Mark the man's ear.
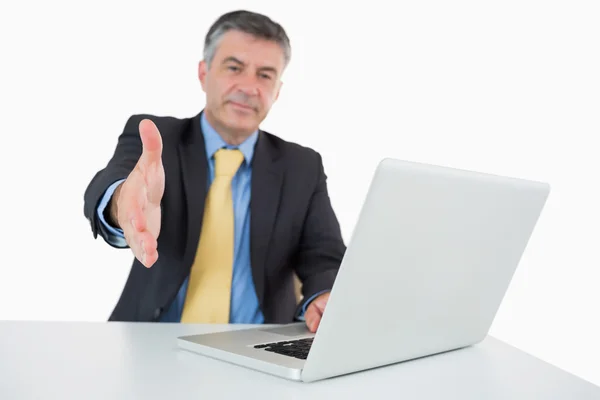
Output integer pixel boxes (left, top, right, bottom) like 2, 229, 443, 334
198, 60, 208, 92
274, 80, 283, 101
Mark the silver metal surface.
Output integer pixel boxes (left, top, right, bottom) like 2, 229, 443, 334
178, 158, 551, 382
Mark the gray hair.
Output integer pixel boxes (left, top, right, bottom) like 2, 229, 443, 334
203, 10, 291, 70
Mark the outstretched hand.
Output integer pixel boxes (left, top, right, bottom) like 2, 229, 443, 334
111, 119, 165, 268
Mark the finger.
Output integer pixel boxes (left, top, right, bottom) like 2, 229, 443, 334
312, 293, 330, 313
304, 307, 315, 329
137, 120, 165, 207
305, 317, 315, 333
310, 299, 326, 317
311, 314, 322, 332
138, 119, 163, 167
314, 299, 327, 313
304, 305, 320, 333
138, 230, 159, 267
125, 230, 158, 268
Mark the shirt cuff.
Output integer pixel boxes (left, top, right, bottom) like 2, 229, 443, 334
97, 179, 127, 247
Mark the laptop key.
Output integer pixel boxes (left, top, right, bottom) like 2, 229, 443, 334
255, 337, 313, 359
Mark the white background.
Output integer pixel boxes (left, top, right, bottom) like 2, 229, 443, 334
1, 0, 599, 387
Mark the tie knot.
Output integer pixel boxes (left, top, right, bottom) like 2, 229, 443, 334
214, 148, 244, 178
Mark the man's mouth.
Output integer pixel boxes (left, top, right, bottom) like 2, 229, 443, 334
229, 101, 254, 111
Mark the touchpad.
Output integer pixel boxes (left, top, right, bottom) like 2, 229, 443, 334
259, 323, 311, 337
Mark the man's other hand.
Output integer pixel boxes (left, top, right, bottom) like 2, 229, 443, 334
304, 292, 330, 333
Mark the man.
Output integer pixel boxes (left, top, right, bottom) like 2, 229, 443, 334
83, 10, 346, 332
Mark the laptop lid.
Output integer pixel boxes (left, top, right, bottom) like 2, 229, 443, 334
301, 158, 550, 382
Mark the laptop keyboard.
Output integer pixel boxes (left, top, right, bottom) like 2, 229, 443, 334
253, 337, 313, 360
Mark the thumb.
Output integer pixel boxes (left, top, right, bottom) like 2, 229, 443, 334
139, 119, 163, 166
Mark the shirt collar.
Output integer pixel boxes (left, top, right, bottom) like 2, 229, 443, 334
201, 111, 258, 164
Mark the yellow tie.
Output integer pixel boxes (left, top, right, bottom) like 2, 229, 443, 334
180, 148, 244, 323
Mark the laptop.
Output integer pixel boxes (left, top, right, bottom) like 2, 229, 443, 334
177, 157, 551, 382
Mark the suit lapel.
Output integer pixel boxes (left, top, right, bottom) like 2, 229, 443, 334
250, 131, 283, 308
178, 112, 209, 270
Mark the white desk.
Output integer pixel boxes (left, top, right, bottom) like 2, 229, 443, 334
1, 321, 598, 399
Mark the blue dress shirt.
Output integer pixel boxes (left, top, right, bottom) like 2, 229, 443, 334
97, 113, 325, 322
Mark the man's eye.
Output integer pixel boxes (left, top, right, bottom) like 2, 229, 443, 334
228, 66, 240, 72
260, 73, 272, 80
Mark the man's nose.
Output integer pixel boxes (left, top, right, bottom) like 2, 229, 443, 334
236, 73, 260, 96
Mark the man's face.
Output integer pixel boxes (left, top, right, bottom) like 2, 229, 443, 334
199, 30, 285, 136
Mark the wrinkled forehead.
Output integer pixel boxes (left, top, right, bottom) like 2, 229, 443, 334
211, 30, 286, 74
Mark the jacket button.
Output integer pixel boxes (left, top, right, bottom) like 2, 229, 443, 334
153, 307, 162, 320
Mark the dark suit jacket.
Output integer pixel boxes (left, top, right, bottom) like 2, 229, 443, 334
83, 111, 346, 323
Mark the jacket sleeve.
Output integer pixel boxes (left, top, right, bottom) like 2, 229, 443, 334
292, 151, 346, 313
